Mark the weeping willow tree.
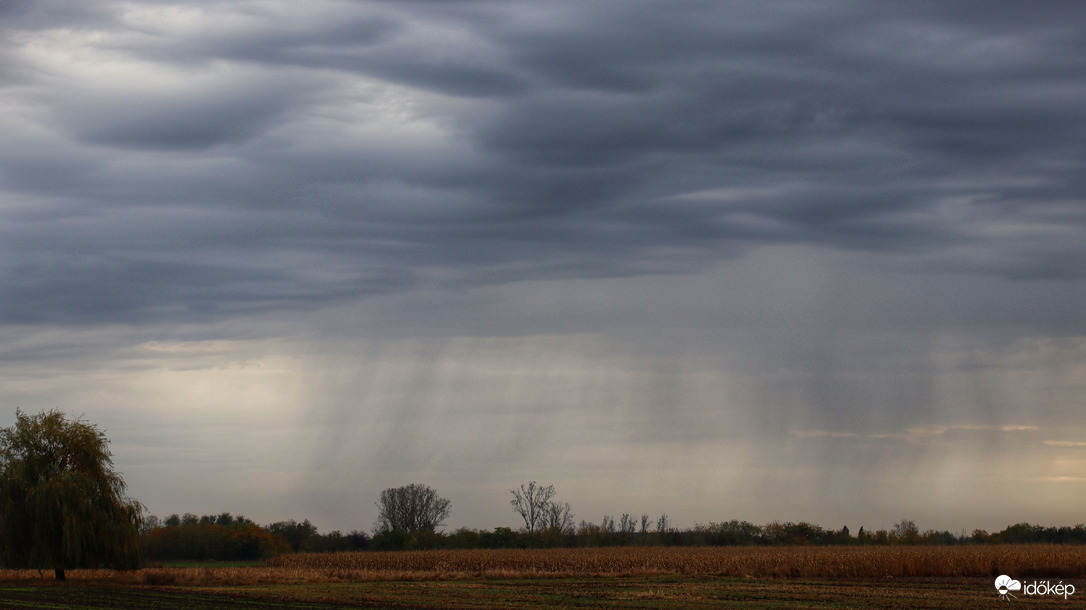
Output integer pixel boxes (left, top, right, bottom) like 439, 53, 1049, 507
0, 409, 143, 579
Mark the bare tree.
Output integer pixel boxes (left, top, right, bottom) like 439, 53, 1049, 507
511, 481, 575, 534
510, 481, 556, 534
545, 501, 574, 534
656, 513, 670, 534
891, 519, 919, 544
374, 484, 451, 534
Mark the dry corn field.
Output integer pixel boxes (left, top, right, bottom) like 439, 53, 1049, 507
268, 545, 1086, 581
1, 545, 1083, 587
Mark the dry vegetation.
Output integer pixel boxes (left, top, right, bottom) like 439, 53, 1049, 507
271, 545, 1086, 581
1, 545, 1083, 587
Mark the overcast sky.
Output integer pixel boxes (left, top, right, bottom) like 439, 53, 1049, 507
2, 0, 1085, 535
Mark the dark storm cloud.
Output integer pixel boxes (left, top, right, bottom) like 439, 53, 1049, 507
69, 83, 305, 151
3, 0, 1086, 324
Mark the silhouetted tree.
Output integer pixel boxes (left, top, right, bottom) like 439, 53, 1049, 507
545, 501, 574, 534
510, 481, 556, 534
601, 515, 615, 533
891, 519, 919, 544
374, 483, 451, 534
0, 410, 142, 579
656, 514, 670, 534
140, 514, 162, 535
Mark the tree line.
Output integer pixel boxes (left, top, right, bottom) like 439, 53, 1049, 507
140, 514, 370, 561
336, 517, 1086, 551
3, 410, 1085, 576
139, 512, 1086, 559
141, 484, 1086, 557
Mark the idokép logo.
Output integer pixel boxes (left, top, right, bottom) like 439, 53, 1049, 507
995, 574, 1075, 601
995, 575, 1021, 600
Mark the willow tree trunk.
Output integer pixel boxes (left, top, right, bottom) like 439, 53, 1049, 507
55, 568, 65, 580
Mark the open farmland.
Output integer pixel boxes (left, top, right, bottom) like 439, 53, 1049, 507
268, 544, 1086, 579
0, 546, 1083, 608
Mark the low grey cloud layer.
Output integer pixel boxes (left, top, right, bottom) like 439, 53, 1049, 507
2, 1, 1084, 532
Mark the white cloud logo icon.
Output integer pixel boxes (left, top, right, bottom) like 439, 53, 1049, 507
995, 574, 1022, 599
